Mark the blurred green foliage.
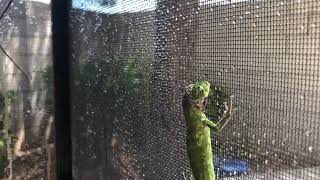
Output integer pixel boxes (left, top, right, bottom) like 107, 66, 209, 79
77, 56, 148, 104
6, 90, 17, 104
0, 92, 4, 177
0, 154, 6, 177
0, 90, 17, 178
0, 94, 4, 114
73, 56, 149, 124
72, 56, 149, 175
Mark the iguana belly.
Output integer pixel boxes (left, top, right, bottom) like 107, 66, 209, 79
187, 125, 215, 180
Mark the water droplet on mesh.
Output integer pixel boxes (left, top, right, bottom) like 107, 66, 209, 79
305, 130, 312, 136
308, 146, 313, 152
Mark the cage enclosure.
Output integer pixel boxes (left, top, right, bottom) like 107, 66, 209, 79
2, 0, 319, 179
67, 0, 320, 179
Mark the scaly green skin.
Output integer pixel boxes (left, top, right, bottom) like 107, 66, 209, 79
183, 81, 235, 180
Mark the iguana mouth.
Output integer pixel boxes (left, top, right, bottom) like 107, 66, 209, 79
193, 98, 208, 112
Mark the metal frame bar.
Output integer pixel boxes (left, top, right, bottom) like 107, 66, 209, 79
52, 0, 72, 179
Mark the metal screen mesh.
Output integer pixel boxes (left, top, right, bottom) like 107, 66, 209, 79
0, 1, 54, 179
70, 0, 320, 179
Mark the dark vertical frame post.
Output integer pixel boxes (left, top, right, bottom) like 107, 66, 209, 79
52, 0, 72, 179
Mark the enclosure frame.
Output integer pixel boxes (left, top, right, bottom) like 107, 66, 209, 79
52, 0, 73, 179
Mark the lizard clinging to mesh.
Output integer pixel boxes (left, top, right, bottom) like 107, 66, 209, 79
182, 81, 236, 180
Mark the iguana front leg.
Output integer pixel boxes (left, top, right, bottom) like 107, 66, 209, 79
203, 95, 236, 132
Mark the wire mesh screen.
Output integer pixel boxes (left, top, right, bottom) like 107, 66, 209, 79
0, 0, 54, 179
70, 0, 320, 179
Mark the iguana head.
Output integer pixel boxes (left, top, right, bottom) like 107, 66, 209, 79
191, 81, 210, 100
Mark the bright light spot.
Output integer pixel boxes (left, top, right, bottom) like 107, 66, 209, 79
72, 0, 260, 14
200, 0, 250, 6
72, 0, 156, 14
27, 0, 51, 4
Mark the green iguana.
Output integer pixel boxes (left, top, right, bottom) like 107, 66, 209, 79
182, 81, 236, 180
